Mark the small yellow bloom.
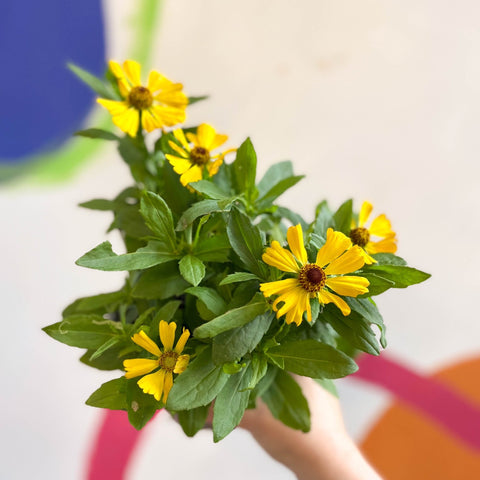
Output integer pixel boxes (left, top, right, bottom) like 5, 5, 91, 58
260, 226, 369, 325
165, 123, 236, 186
350, 201, 397, 264
123, 320, 190, 403
97, 60, 188, 137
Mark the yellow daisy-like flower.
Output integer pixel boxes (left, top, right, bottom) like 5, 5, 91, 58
97, 60, 188, 137
165, 123, 236, 186
350, 201, 397, 264
260, 225, 370, 325
123, 320, 190, 403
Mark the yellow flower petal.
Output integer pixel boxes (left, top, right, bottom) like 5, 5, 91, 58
275, 286, 306, 319
324, 246, 365, 275
325, 275, 369, 297
112, 108, 139, 137
185, 132, 198, 146
131, 331, 161, 357
108, 60, 125, 80
168, 140, 189, 158
159, 320, 176, 351
283, 290, 309, 325
316, 228, 352, 268
123, 358, 159, 379
165, 154, 193, 175
369, 214, 394, 238
206, 157, 223, 176
196, 123, 217, 150
180, 164, 203, 185
97, 98, 129, 116
141, 108, 161, 133
150, 105, 186, 127
174, 328, 190, 354
174, 354, 190, 374
259, 278, 299, 299
172, 128, 190, 150
210, 134, 229, 151
287, 224, 308, 266
262, 241, 300, 273
137, 369, 165, 402
123, 60, 142, 86
162, 371, 174, 403
366, 236, 397, 254
155, 89, 188, 109
358, 201, 373, 228
147, 70, 171, 93
318, 290, 351, 316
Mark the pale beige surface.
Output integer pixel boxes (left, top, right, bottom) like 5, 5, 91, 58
1, 1, 479, 478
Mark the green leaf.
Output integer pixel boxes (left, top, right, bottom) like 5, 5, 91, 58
193, 234, 231, 263
321, 305, 381, 355
188, 95, 209, 105
110, 204, 151, 239
357, 272, 395, 296
219, 272, 259, 285
89, 337, 121, 361
76, 241, 179, 271
43, 314, 123, 349
314, 378, 338, 397
256, 175, 304, 210
126, 379, 162, 430
80, 344, 126, 371
79, 198, 116, 211
257, 161, 294, 198
190, 180, 231, 200
267, 339, 358, 378
86, 377, 127, 410
185, 287, 227, 317
227, 208, 267, 278
194, 293, 267, 339
68, 63, 117, 99
213, 366, 253, 441
74, 128, 119, 141
248, 354, 269, 390
132, 262, 189, 299
232, 138, 257, 201
212, 312, 274, 364
176, 199, 221, 231
152, 300, 182, 323
140, 192, 176, 251
275, 206, 308, 230
262, 369, 310, 432
311, 200, 334, 237
365, 265, 431, 288
177, 405, 210, 437
179, 255, 206, 286
167, 348, 229, 410
333, 199, 353, 235
62, 290, 125, 316
371, 253, 407, 266
347, 297, 387, 349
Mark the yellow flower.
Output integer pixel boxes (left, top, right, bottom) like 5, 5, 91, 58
260, 226, 369, 325
350, 201, 397, 264
123, 320, 190, 403
165, 123, 236, 186
97, 60, 188, 137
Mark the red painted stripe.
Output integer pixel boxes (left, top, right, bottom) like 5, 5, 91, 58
354, 354, 480, 450
86, 410, 159, 479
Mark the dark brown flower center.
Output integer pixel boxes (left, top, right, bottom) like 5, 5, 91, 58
350, 227, 370, 248
128, 86, 153, 110
190, 146, 211, 166
298, 264, 326, 293
159, 351, 178, 372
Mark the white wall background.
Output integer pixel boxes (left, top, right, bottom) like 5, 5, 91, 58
1, 0, 479, 478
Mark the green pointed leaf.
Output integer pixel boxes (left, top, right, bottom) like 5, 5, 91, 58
86, 377, 127, 410
232, 138, 257, 200
194, 293, 268, 339
62, 290, 125, 316
132, 262, 189, 299
152, 300, 182, 324
256, 175, 304, 210
140, 192, 176, 251
167, 348, 229, 410
74, 128, 119, 141
219, 272, 259, 285
333, 199, 353, 235
190, 180, 231, 200
227, 208, 267, 278
193, 234, 231, 263
185, 287, 228, 317
89, 337, 121, 361
371, 253, 407, 266
79, 198, 116, 211
177, 405, 210, 437
68, 63, 118, 99
257, 161, 294, 198
188, 95, 209, 105
76, 241, 179, 271
126, 380, 162, 430
262, 369, 310, 432
179, 255, 206, 286
212, 312, 274, 364
267, 339, 358, 378
213, 366, 253, 442
176, 199, 221, 231
364, 265, 431, 288
311, 200, 334, 237
43, 314, 123, 349
314, 378, 338, 397
356, 272, 395, 296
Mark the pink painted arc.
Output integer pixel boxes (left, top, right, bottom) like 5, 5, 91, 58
353, 353, 480, 451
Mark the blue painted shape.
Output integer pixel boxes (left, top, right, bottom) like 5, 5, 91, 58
0, 0, 105, 162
